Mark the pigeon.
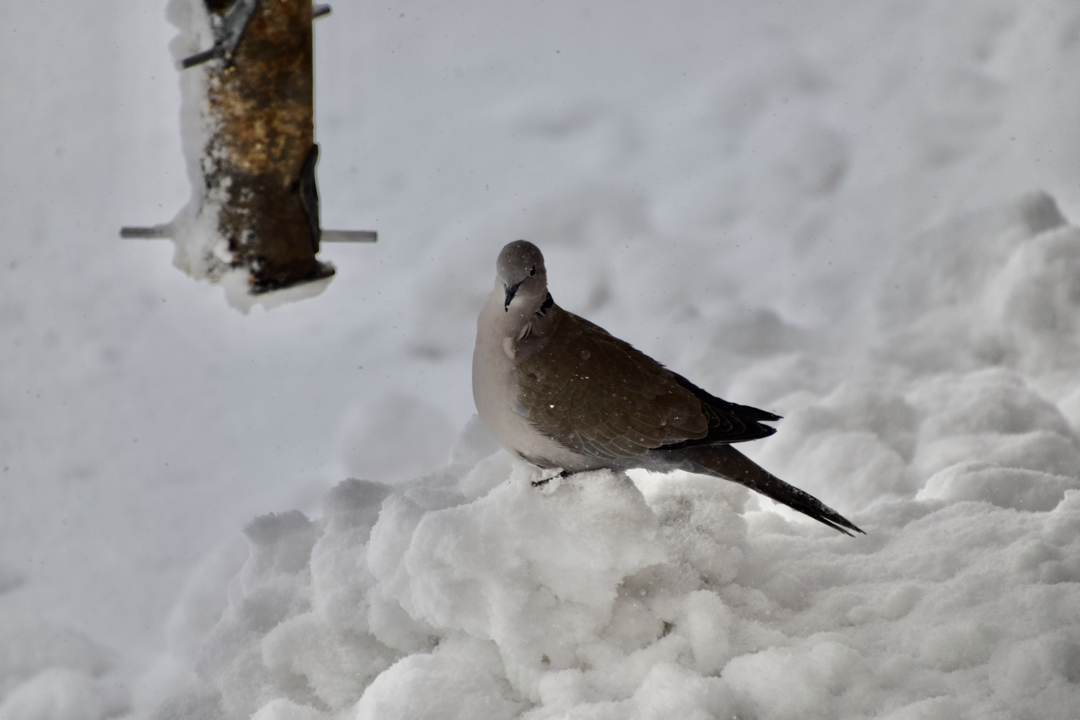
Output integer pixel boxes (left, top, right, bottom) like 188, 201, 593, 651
472, 240, 863, 536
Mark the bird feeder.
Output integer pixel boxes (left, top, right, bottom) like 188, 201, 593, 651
123, 0, 375, 304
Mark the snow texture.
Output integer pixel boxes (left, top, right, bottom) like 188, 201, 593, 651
4, 0, 1080, 719
164, 0, 233, 285
136, 192, 1080, 719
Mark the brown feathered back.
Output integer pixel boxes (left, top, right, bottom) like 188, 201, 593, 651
513, 308, 778, 460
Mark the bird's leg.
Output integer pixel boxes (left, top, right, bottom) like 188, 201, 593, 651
531, 469, 571, 487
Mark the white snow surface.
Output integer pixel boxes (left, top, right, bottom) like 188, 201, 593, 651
3, 1, 1080, 718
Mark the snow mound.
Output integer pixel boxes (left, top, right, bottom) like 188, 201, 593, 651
872, 191, 1078, 375
132, 195, 1080, 719
0, 624, 127, 720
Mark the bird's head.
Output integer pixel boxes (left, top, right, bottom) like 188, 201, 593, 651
496, 240, 548, 312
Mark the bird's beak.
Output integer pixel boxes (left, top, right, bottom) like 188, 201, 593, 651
504, 281, 521, 311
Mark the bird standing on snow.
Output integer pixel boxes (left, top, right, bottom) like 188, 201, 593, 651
472, 240, 862, 535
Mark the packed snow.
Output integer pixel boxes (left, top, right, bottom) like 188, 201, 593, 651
3, 1, 1080, 719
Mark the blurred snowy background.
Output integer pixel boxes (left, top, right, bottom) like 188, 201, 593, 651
2, 1, 1080, 718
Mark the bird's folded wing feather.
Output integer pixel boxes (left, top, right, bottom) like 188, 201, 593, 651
513, 310, 775, 460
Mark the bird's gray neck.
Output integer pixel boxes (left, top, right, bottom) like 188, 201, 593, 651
488, 287, 561, 363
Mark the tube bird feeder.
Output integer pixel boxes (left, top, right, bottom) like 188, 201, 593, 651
123, 0, 375, 306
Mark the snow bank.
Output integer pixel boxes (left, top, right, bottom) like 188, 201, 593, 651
7, 1, 1080, 718
128, 194, 1080, 719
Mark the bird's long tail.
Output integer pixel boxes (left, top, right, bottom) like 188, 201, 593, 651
677, 444, 864, 536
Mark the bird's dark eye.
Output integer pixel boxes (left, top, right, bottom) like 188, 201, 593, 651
529, 266, 536, 276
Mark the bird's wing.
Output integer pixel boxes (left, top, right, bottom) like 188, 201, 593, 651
513, 310, 776, 460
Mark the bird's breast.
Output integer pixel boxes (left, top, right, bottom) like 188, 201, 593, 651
472, 298, 590, 470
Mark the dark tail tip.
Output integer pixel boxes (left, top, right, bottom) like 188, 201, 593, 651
675, 444, 865, 536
